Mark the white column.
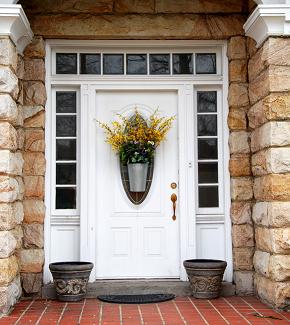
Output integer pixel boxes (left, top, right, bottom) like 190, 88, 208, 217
244, 0, 290, 47
0, 3, 33, 53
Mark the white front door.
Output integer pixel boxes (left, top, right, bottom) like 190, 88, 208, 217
93, 89, 179, 279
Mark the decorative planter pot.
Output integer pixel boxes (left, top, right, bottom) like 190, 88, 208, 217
183, 259, 227, 299
127, 163, 148, 192
49, 262, 93, 302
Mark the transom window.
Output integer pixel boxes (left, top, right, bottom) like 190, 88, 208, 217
54, 52, 218, 76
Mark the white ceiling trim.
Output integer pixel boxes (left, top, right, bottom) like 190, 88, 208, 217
244, 3, 290, 47
0, 4, 33, 54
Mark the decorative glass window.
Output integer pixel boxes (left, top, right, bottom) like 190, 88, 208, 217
55, 51, 219, 76
196, 91, 221, 210
55, 91, 78, 210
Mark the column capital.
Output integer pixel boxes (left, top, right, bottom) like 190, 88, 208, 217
244, 2, 290, 47
0, 4, 33, 54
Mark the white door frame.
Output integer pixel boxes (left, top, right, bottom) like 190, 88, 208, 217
44, 40, 232, 283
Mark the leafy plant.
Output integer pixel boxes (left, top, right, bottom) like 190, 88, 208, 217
96, 109, 175, 165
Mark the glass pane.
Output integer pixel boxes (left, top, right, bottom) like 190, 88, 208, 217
173, 54, 193, 74
196, 53, 216, 74
199, 186, 219, 208
197, 91, 217, 113
149, 54, 170, 74
126, 54, 147, 75
198, 115, 217, 136
56, 116, 76, 137
103, 54, 124, 74
56, 188, 76, 209
198, 139, 218, 160
198, 162, 218, 183
56, 139, 76, 161
56, 53, 77, 74
56, 92, 76, 113
80, 54, 101, 74
56, 163, 76, 185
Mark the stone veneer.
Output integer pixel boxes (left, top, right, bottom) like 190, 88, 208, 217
247, 37, 290, 309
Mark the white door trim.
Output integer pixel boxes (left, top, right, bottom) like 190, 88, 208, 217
44, 40, 232, 283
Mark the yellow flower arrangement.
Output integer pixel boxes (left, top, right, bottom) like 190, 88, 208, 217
97, 109, 175, 165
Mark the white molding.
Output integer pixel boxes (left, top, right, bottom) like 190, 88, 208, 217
244, 4, 290, 47
0, 4, 33, 54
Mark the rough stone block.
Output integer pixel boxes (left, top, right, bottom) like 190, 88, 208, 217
0, 176, 19, 203
229, 155, 251, 177
24, 176, 44, 199
23, 199, 45, 224
253, 250, 270, 278
232, 224, 254, 247
256, 226, 290, 254
230, 201, 252, 225
252, 148, 290, 176
21, 272, 42, 294
0, 276, 21, 315
228, 109, 247, 130
16, 54, 24, 80
0, 95, 18, 124
229, 131, 250, 154
23, 37, 45, 59
24, 111, 45, 128
23, 224, 44, 249
251, 121, 290, 153
0, 151, 23, 176
253, 202, 290, 227
0, 255, 18, 286
231, 177, 253, 201
23, 81, 46, 106
247, 37, 257, 58
24, 129, 45, 152
233, 247, 254, 271
18, 249, 44, 273
229, 60, 247, 83
115, 0, 154, 13
255, 274, 290, 309
0, 122, 17, 150
249, 66, 290, 105
228, 83, 249, 108
0, 202, 23, 231
227, 36, 247, 60
0, 38, 17, 71
23, 59, 45, 82
269, 255, 290, 282
11, 225, 23, 250
23, 152, 46, 176
234, 271, 254, 296
17, 128, 25, 150
0, 67, 18, 99
255, 227, 272, 252
254, 173, 290, 201
248, 99, 267, 129
0, 231, 17, 258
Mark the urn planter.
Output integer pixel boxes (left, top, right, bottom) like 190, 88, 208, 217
183, 259, 227, 299
49, 262, 93, 302
127, 162, 148, 192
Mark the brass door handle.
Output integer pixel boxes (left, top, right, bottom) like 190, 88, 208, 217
171, 193, 177, 221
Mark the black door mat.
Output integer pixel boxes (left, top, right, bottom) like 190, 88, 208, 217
97, 294, 175, 304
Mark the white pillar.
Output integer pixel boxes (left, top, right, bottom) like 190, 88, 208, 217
244, 0, 290, 47
0, 3, 33, 53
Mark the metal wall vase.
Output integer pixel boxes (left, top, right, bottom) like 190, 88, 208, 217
120, 161, 154, 205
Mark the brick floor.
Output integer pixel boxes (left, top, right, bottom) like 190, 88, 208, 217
0, 297, 289, 325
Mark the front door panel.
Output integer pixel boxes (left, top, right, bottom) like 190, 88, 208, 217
94, 90, 179, 278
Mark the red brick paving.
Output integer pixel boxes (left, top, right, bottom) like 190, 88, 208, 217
0, 297, 289, 325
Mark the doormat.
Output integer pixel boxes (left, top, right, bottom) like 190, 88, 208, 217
97, 294, 175, 304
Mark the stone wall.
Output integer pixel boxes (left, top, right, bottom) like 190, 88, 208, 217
228, 36, 255, 296
0, 37, 23, 314
248, 38, 290, 309
20, 37, 46, 296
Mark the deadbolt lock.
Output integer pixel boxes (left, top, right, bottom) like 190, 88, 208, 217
171, 182, 177, 189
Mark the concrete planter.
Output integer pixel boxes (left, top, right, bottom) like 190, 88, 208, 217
49, 262, 93, 302
127, 163, 148, 192
183, 259, 227, 299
